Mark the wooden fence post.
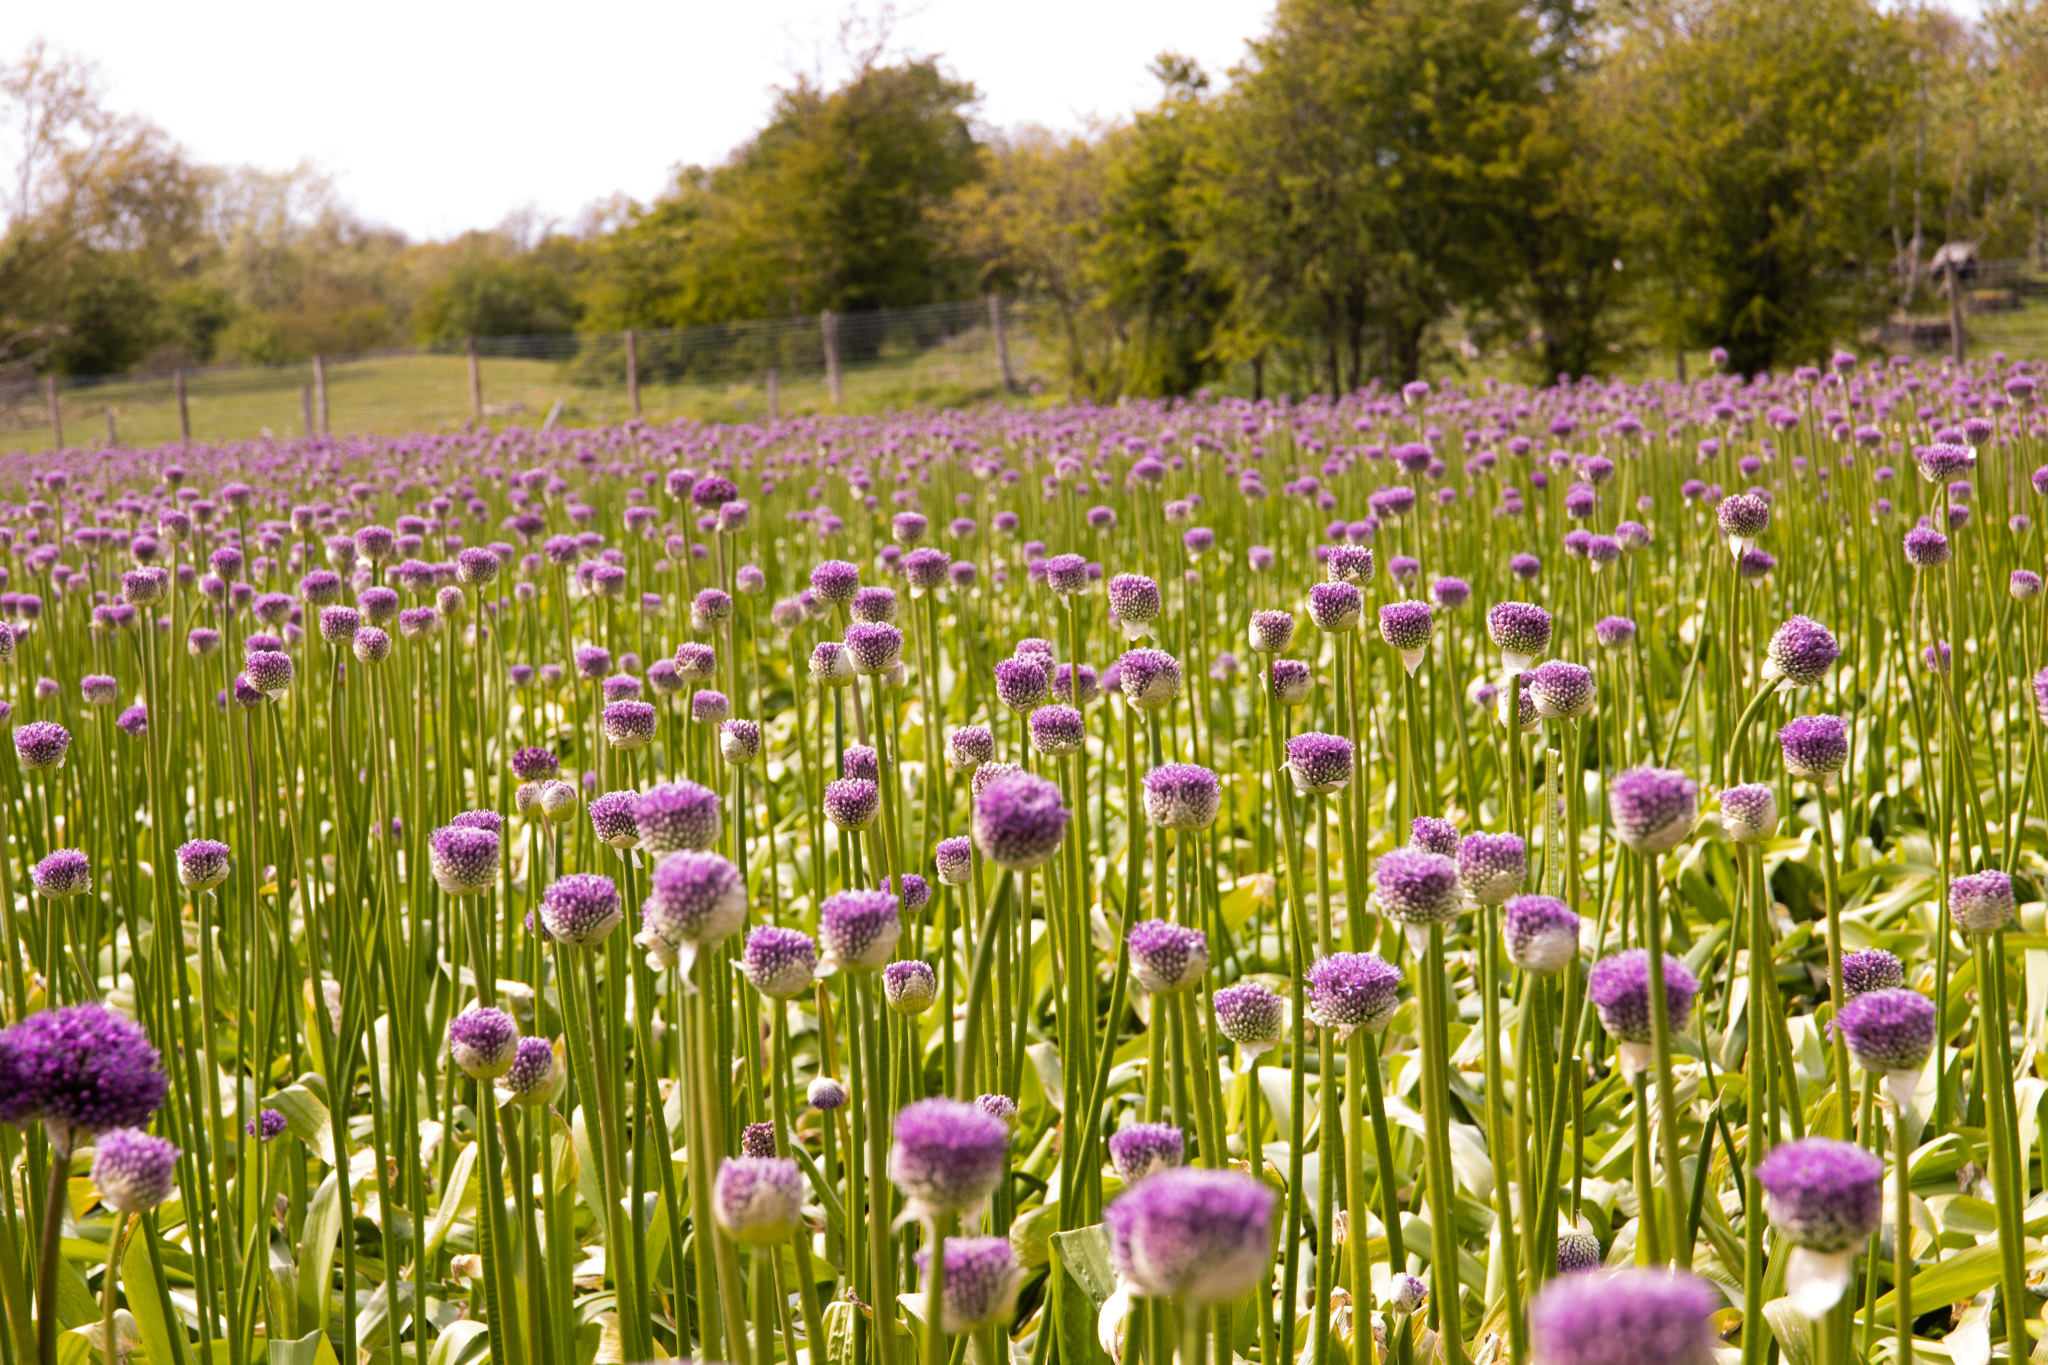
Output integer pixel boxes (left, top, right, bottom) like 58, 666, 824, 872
1947, 266, 1967, 365
988, 293, 1016, 392
175, 369, 190, 442
767, 368, 780, 423
45, 375, 62, 448
467, 335, 483, 420
104, 406, 117, 446
625, 329, 642, 418
314, 354, 330, 434
821, 310, 842, 407
301, 384, 314, 438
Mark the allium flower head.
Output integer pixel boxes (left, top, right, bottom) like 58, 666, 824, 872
31, 849, 91, 899
811, 559, 861, 603
843, 622, 903, 674
947, 724, 994, 774
80, 674, 117, 707
1046, 552, 1089, 594
1949, 869, 2014, 933
1305, 952, 1403, 1037
176, 839, 231, 891
824, 777, 881, 831
1247, 609, 1294, 653
1456, 832, 1526, 906
429, 825, 500, 896
1839, 947, 1903, 1000
1902, 525, 1950, 569
888, 1097, 1010, 1216
1503, 895, 1580, 973
1306, 581, 1362, 633
1127, 919, 1209, 993
1108, 1123, 1185, 1184
1268, 658, 1313, 707
1716, 492, 1770, 548
1527, 1269, 1719, 1365
501, 1037, 558, 1107
1718, 784, 1778, 843
1594, 615, 1636, 650
2014, 569, 2042, 602
849, 586, 896, 623
1143, 763, 1221, 830
810, 641, 856, 687
719, 719, 763, 764
6, 1003, 166, 1136
934, 836, 975, 886
246, 651, 294, 698
1763, 616, 1840, 689
1777, 715, 1848, 783
915, 1237, 1024, 1334
1555, 1232, 1602, 1275
1027, 705, 1085, 758
246, 1109, 288, 1142
1913, 442, 1975, 482
1757, 1137, 1883, 1259
1107, 573, 1162, 638
1117, 648, 1183, 710
819, 889, 902, 971
743, 926, 818, 999
588, 791, 638, 848
1286, 731, 1353, 794
1588, 949, 1697, 1051
1373, 847, 1462, 928
1836, 986, 1934, 1086
1378, 601, 1434, 673
690, 690, 730, 726
1410, 816, 1460, 855
1326, 545, 1375, 586
993, 657, 1050, 714
1104, 1168, 1276, 1304
92, 1128, 180, 1213
1487, 601, 1552, 669
809, 1077, 848, 1111
740, 1122, 778, 1159
972, 770, 1069, 870
712, 1157, 806, 1245
601, 700, 657, 749
635, 781, 722, 855
1212, 982, 1284, 1054
447, 1007, 520, 1079
638, 851, 747, 971
16, 720, 72, 771
540, 873, 623, 946
883, 960, 938, 1014
1528, 660, 1595, 720
1607, 766, 1697, 854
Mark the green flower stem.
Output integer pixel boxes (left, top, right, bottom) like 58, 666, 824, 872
1475, 906, 1524, 1362
1640, 860, 1689, 1269
1416, 923, 1465, 1365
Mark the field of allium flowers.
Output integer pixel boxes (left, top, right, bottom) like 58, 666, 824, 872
0, 349, 2042, 1365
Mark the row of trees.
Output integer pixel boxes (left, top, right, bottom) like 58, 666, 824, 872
5, 0, 2047, 391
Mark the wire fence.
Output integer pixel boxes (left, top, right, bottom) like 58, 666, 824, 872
0, 296, 1045, 452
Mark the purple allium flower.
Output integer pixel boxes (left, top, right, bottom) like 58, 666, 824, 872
739, 1121, 778, 1159
1118, 648, 1184, 710
1607, 766, 1697, 854
975, 1093, 1018, 1127
428, 825, 500, 896
176, 839, 231, 891
675, 641, 718, 682
1719, 784, 1778, 843
1757, 1137, 1883, 1256
1913, 442, 1975, 482
448, 1007, 520, 1079
743, 926, 819, 999
1594, 615, 1636, 651
840, 744, 881, 782
1143, 763, 1221, 830
947, 724, 994, 775
15, 720, 72, 771
1777, 715, 1848, 783
970, 761, 1021, 797
1527, 1268, 1719, 1365
1269, 658, 1313, 707
1922, 639, 1951, 673
1555, 1232, 1602, 1275
1408, 816, 1460, 856
1326, 545, 1376, 586
1509, 553, 1542, 582
1901, 525, 1950, 569
539, 872, 623, 947
1385, 1272, 1428, 1314
850, 585, 897, 623
1949, 869, 2014, 933
1024, 704, 1082, 758
638, 851, 746, 971
2015, 569, 2043, 602
92, 1127, 180, 1213
1457, 832, 1525, 906
1015, 637, 1057, 663
973, 770, 1069, 870
1378, 601, 1434, 672
1764, 616, 1840, 689
914, 1237, 1024, 1334
1107, 573, 1162, 638
1373, 847, 1461, 927
712, 1157, 806, 1244
1286, 731, 1353, 794
1104, 1167, 1275, 1303
635, 781, 722, 855
586, 791, 638, 849
1304, 952, 1403, 1036
823, 777, 881, 831
1127, 919, 1209, 993
1528, 660, 1595, 720
1109, 1123, 1185, 1184
811, 559, 861, 603
883, 960, 939, 1014
352, 628, 391, 664
1306, 581, 1362, 633
1588, 949, 1697, 1053
1716, 492, 1770, 546
449, 809, 503, 834
30, 849, 91, 899
1736, 547, 1776, 582
918, 842, 972, 898
1835, 987, 1935, 1083
245, 650, 294, 698
819, 889, 902, 971
993, 657, 1051, 715
1212, 982, 1285, 1054
843, 622, 903, 675
1247, 609, 1295, 654
1838, 948, 1904, 1000
888, 1097, 1010, 1215
7, 1003, 166, 1136
1046, 552, 1090, 594
716, 719, 763, 765
79, 674, 117, 707
1051, 662, 1099, 706
1503, 895, 1580, 973
537, 779, 579, 824
808, 1077, 848, 1111
1487, 601, 1553, 669
601, 700, 657, 750
501, 1037, 558, 1106
246, 1109, 288, 1142
1430, 576, 1471, 610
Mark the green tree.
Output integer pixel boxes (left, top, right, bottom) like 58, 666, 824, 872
414, 247, 581, 342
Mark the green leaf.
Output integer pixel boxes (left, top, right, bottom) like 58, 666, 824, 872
425, 1141, 479, 1261
267, 1329, 340, 1365
124, 1224, 181, 1365
260, 1085, 337, 1168
1049, 1224, 1116, 1309
1761, 1299, 1813, 1365
295, 1172, 344, 1337
1868, 1241, 2001, 1316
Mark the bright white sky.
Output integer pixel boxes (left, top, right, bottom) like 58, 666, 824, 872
1, 1, 1274, 241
